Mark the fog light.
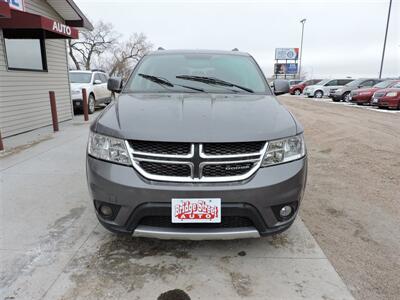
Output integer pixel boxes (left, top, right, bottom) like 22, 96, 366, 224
100, 205, 113, 217
280, 205, 292, 218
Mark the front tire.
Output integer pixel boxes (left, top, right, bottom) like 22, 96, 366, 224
314, 90, 323, 98
88, 94, 95, 114
342, 92, 350, 102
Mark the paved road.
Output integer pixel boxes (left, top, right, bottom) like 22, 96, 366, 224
0, 112, 354, 300
279, 95, 400, 300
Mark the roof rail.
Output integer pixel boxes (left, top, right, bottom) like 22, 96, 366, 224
232, 48, 239, 51
91, 69, 106, 73
158, 47, 165, 50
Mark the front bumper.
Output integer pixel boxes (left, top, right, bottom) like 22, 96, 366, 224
87, 156, 307, 239
375, 97, 400, 108
329, 93, 343, 101
72, 99, 83, 109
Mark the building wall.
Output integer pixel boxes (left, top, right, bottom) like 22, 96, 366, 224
0, 0, 73, 138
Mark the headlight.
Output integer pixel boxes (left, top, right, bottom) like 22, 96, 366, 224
336, 88, 343, 93
88, 132, 131, 165
72, 89, 81, 95
386, 92, 398, 97
359, 92, 370, 96
262, 134, 306, 167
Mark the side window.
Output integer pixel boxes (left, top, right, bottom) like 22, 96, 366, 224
326, 80, 337, 86
360, 80, 374, 87
100, 74, 108, 83
341, 79, 353, 85
94, 73, 102, 84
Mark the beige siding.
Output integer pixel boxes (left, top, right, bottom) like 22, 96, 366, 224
25, 0, 63, 20
0, 0, 72, 137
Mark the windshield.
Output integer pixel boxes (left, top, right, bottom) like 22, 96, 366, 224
374, 81, 395, 88
392, 83, 400, 88
69, 72, 92, 83
124, 53, 269, 94
345, 79, 365, 87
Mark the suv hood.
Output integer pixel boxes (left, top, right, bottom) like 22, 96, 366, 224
94, 93, 298, 143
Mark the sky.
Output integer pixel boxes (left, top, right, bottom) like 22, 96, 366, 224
74, 0, 399, 79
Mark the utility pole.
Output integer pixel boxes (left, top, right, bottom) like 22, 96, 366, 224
298, 19, 306, 79
379, 0, 392, 79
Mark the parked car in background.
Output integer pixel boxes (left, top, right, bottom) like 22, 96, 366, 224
329, 78, 382, 102
350, 80, 400, 105
303, 79, 353, 98
371, 82, 400, 109
289, 79, 303, 87
289, 79, 322, 95
69, 70, 115, 114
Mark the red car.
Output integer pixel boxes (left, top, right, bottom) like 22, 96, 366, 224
289, 79, 322, 95
371, 82, 400, 109
350, 80, 400, 105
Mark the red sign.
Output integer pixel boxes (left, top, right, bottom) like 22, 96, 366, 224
172, 198, 221, 223
41, 18, 78, 39
0, 8, 79, 39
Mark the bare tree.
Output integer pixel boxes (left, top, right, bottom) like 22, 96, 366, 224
68, 21, 119, 70
107, 33, 152, 79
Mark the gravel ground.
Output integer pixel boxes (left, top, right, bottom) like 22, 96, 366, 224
279, 95, 400, 300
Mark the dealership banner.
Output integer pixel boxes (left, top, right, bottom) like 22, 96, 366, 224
274, 63, 298, 75
275, 48, 299, 60
3, 0, 24, 11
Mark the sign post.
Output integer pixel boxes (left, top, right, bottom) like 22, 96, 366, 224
274, 48, 299, 79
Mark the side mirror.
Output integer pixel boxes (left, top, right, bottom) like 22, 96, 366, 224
273, 79, 290, 95
94, 79, 102, 85
107, 77, 123, 93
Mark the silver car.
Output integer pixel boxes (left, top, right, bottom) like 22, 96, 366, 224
86, 50, 307, 240
303, 78, 354, 98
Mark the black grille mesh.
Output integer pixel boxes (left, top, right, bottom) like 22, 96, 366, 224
203, 142, 264, 156
130, 140, 191, 155
202, 162, 255, 177
139, 162, 191, 177
139, 216, 253, 228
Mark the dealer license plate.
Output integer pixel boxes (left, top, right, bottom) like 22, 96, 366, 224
171, 198, 221, 223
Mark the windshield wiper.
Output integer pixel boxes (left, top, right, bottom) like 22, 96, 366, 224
176, 75, 254, 93
138, 73, 205, 92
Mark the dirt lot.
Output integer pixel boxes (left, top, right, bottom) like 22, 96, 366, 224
279, 95, 400, 300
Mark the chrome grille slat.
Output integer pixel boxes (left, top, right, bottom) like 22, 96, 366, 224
126, 141, 267, 182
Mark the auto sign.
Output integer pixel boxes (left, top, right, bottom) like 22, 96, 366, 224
171, 198, 221, 223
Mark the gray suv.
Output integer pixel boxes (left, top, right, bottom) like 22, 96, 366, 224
87, 50, 307, 240
329, 78, 382, 102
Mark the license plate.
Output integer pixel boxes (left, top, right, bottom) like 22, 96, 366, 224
171, 198, 221, 223
372, 98, 378, 103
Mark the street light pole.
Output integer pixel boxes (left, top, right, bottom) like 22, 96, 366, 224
298, 18, 306, 79
379, 0, 392, 79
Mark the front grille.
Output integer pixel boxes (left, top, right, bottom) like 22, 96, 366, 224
139, 216, 254, 228
202, 162, 256, 177
128, 141, 266, 182
139, 161, 191, 177
130, 140, 191, 156
202, 142, 264, 156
